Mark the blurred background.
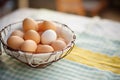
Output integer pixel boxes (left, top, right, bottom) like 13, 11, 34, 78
0, 0, 120, 22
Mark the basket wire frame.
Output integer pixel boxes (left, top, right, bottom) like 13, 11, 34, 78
0, 20, 76, 68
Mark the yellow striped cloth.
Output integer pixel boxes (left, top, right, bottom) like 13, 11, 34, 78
65, 46, 120, 74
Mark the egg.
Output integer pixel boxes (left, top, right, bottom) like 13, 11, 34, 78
23, 18, 38, 32
38, 21, 56, 32
41, 30, 57, 44
11, 30, 24, 38
57, 37, 65, 42
7, 36, 24, 50
51, 40, 66, 51
24, 30, 40, 44
56, 26, 62, 38
60, 28, 73, 44
36, 44, 54, 53
20, 40, 37, 52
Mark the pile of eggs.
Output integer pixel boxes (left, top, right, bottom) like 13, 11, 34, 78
7, 18, 67, 53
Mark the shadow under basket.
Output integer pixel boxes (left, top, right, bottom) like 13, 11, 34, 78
0, 20, 76, 68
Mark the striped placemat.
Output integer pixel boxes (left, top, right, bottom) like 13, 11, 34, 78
0, 32, 120, 80
75, 32, 120, 56
0, 55, 120, 80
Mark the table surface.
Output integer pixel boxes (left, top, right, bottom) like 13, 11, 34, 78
0, 8, 120, 80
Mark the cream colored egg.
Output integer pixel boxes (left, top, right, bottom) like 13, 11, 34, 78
51, 40, 66, 51
57, 37, 65, 42
24, 30, 40, 44
60, 27, 73, 44
41, 30, 57, 44
20, 40, 37, 52
36, 44, 54, 53
23, 18, 38, 32
7, 36, 24, 50
11, 30, 24, 38
56, 26, 62, 38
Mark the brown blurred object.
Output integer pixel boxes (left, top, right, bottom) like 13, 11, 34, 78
0, 0, 8, 7
18, 0, 29, 8
0, 0, 15, 18
83, 0, 107, 16
56, 0, 86, 15
100, 0, 120, 22
56, 0, 107, 16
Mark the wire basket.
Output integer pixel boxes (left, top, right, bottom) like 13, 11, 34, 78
0, 20, 76, 68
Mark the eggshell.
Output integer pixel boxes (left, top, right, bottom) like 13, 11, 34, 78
59, 27, 73, 44
38, 21, 56, 32
51, 40, 66, 51
11, 30, 24, 38
23, 18, 38, 32
7, 36, 24, 50
56, 26, 62, 38
41, 30, 57, 44
24, 30, 40, 44
36, 44, 54, 53
20, 40, 37, 52
57, 37, 65, 42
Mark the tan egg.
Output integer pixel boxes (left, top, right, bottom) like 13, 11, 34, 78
7, 36, 24, 50
38, 21, 56, 32
11, 30, 24, 38
23, 18, 38, 32
20, 40, 37, 52
41, 30, 57, 44
36, 44, 54, 53
51, 40, 66, 51
57, 37, 65, 42
24, 30, 40, 44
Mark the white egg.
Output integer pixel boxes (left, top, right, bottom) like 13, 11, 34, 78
41, 30, 57, 44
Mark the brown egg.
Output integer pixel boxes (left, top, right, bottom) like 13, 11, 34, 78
24, 30, 40, 44
51, 40, 66, 51
20, 40, 37, 52
36, 44, 54, 53
38, 21, 56, 32
7, 36, 24, 50
23, 18, 38, 32
11, 30, 24, 38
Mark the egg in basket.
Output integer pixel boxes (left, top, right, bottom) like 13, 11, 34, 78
0, 18, 76, 68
